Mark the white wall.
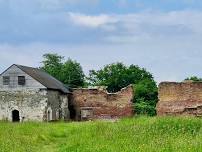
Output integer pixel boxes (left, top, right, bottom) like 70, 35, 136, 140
0, 89, 48, 122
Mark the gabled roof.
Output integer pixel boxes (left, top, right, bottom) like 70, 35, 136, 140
3, 64, 71, 94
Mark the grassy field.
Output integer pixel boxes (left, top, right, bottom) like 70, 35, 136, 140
0, 117, 202, 152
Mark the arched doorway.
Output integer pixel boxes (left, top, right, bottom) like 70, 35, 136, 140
12, 110, 20, 122
47, 108, 52, 122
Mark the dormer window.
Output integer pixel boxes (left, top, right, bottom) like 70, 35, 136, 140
3, 76, 10, 85
18, 76, 25, 85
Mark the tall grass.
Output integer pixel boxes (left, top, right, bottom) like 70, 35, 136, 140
0, 116, 202, 152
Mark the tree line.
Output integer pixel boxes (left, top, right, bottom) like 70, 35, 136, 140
41, 53, 202, 116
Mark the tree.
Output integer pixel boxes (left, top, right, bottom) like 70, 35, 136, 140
134, 79, 158, 116
184, 76, 202, 82
41, 53, 85, 88
88, 63, 127, 92
41, 53, 64, 81
61, 58, 85, 88
88, 62, 158, 116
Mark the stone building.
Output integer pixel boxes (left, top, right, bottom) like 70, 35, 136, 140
70, 85, 134, 120
0, 64, 71, 122
157, 82, 202, 117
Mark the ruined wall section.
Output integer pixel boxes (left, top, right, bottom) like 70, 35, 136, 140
47, 90, 60, 121
157, 82, 202, 116
0, 89, 48, 122
47, 90, 69, 121
71, 85, 134, 120
60, 94, 69, 120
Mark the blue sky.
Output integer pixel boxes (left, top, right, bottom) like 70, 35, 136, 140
1, 0, 202, 82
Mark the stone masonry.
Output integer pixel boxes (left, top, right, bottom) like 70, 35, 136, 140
70, 85, 134, 120
157, 82, 202, 117
0, 89, 47, 121
0, 89, 69, 122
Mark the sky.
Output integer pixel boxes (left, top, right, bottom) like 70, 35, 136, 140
1, 0, 202, 82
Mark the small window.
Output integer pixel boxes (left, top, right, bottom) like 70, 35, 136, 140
3, 76, 10, 85
18, 76, 25, 85
81, 108, 93, 120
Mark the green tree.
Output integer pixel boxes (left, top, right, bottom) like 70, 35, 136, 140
41, 53, 85, 88
134, 79, 158, 116
184, 76, 202, 82
88, 62, 158, 116
88, 63, 127, 92
41, 53, 64, 81
61, 58, 85, 88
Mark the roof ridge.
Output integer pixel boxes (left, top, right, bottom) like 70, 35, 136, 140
15, 64, 40, 70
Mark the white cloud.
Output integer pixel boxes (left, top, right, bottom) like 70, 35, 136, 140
67, 10, 202, 43
120, 10, 202, 32
68, 13, 118, 28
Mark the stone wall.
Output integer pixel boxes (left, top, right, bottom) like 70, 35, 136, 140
47, 90, 61, 121
46, 90, 69, 121
60, 94, 69, 121
157, 82, 202, 117
0, 89, 70, 122
70, 85, 134, 120
0, 89, 48, 122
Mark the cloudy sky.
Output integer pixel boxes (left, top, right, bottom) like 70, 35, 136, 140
1, 0, 202, 82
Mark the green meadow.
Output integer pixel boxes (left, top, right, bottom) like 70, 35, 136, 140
0, 117, 202, 152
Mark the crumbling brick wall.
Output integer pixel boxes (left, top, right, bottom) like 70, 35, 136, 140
157, 82, 202, 117
70, 85, 134, 120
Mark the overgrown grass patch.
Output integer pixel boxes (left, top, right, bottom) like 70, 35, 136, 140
0, 116, 202, 152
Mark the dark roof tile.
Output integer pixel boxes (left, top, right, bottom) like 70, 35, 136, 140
15, 64, 71, 93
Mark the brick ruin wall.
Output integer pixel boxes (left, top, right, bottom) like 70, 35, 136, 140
157, 82, 202, 117
70, 85, 134, 120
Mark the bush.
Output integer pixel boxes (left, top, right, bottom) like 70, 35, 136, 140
133, 79, 158, 116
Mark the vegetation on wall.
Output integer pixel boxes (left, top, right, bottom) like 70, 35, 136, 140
184, 76, 202, 82
88, 63, 158, 116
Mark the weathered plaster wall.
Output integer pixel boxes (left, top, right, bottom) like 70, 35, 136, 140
71, 85, 134, 120
0, 89, 48, 122
157, 82, 202, 117
47, 90, 60, 121
47, 90, 69, 121
0, 89, 69, 122
60, 94, 69, 120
